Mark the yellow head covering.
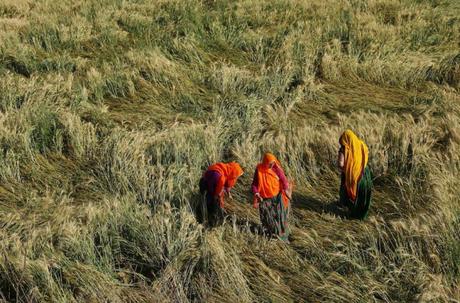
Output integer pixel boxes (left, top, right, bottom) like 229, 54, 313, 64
339, 130, 369, 201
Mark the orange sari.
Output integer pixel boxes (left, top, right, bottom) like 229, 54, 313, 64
255, 153, 289, 208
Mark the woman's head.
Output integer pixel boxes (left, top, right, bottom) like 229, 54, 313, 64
339, 129, 359, 148
227, 162, 243, 179
262, 153, 278, 168
225, 162, 243, 188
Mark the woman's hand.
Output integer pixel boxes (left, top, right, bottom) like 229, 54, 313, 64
224, 187, 232, 199
285, 187, 292, 200
337, 149, 345, 170
226, 191, 232, 200
253, 193, 261, 209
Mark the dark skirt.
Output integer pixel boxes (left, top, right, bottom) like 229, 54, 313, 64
339, 166, 373, 220
204, 193, 224, 226
259, 193, 289, 241
199, 171, 224, 226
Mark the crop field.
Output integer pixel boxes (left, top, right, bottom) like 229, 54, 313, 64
0, 0, 459, 302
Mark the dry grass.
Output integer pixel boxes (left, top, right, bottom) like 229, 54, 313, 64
0, 0, 459, 302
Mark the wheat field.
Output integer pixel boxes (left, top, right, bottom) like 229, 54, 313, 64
0, 0, 459, 302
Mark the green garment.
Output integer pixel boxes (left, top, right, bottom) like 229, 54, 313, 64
259, 193, 290, 241
340, 166, 373, 220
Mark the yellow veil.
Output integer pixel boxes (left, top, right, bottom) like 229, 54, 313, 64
339, 130, 369, 201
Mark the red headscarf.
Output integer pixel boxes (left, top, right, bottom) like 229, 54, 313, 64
256, 153, 289, 207
261, 152, 281, 168
207, 162, 244, 206
207, 162, 243, 182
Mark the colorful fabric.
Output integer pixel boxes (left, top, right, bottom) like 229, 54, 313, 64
255, 163, 281, 199
259, 193, 289, 241
339, 130, 369, 201
251, 165, 289, 196
198, 170, 224, 226
340, 166, 373, 219
262, 153, 281, 167
202, 170, 221, 196
252, 153, 289, 208
205, 162, 243, 207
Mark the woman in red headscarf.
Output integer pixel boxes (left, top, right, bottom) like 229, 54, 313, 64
199, 162, 243, 225
252, 153, 291, 241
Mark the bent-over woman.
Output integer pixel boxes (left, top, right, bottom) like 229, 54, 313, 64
252, 153, 291, 241
338, 130, 372, 219
199, 162, 243, 225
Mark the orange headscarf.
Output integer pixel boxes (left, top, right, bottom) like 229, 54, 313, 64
256, 153, 289, 207
339, 130, 369, 201
207, 162, 243, 190
261, 153, 281, 168
208, 162, 243, 178
224, 162, 244, 188
206, 162, 243, 207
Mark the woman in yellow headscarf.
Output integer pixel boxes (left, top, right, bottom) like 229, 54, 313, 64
252, 153, 291, 241
337, 130, 372, 219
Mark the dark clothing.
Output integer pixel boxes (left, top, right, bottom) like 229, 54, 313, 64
204, 194, 224, 226
202, 170, 221, 197
259, 193, 289, 241
199, 170, 224, 226
339, 166, 373, 219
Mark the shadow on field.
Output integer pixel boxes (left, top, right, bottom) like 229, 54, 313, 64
189, 192, 262, 232
189, 192, 207, 225
291, 192, 349, 218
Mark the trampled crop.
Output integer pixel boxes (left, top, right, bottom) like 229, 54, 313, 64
0, 0, 458, 302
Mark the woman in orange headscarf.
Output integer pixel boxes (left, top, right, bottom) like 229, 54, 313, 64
252, 153, 291, 241
338, 130, 372, 219
199, 162, 243, 226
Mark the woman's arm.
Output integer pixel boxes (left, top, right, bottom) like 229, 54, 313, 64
337, 147, 345, 170
273, 165, 289, 190
273, 165, 292, 200
214, 176, 225, 197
